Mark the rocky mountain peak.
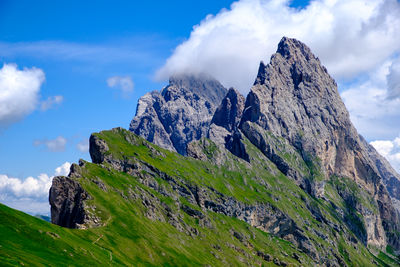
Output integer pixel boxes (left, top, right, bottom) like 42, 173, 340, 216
130, 73, 227, 155
276, 37, 314, 61
166, 73, 227, 105
242, 37, 351, 174
240, 37, 400, 250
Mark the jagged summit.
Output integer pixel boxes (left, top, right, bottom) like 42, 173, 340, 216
240, 37, 400, 250
167, 73, 227, 105
255, 37, 327, 86
242, 36, 347, 174
129, 73, 227, 155
276, 36, 315, 61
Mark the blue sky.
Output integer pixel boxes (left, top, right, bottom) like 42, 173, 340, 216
1, 0, 400, 215
0, 0, 238, 178
0, 0, 309, 177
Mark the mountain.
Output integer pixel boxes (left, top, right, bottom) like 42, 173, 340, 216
129, 73, 227, 155
238, 37, 400, 250
2, 37, 400, 266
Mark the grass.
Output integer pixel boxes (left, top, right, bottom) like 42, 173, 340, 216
1, 127, 398, 266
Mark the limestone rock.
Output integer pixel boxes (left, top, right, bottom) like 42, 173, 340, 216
49, 176, 89, 228
225, 130, 250, 162
129, 91, 175, 152
211, 87, 245, 132
130, 73, 227, 155
240, 36, 400, 250
89, 134, 109, 164
207, 124, 231, 147
207, 87, 249, 161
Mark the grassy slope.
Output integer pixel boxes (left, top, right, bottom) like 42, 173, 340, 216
0, 128, 398, 266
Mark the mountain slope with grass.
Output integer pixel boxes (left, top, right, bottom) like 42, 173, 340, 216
1, 128, 399, 266
2, 37, 400, 266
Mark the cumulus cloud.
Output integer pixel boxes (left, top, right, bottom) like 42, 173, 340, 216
40, 95, 63, 111
341, 57, 400, 139
54, 162, 72, 176
0, 63, 45, 127
156, 0, 400, 93
0, 162, 71, 215
76, 139, 89, 153
34, 136, 67, 152
387, 58, 400, 99
371, 138, 400, 172
107, 76, 134, 97
0, 173, 52, 199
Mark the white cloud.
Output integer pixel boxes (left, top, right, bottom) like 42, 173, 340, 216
76, 139, 89, 153
371, 138, 400, 172
387, 58, 400, 99
34, 136, 67, 152
370, 140, 394, 157
156, 0, 400, 93
0, 173, 52, 199
341, 57, 400, 139
0, 162, 71, 215
40, 95, 63, 111
0, 63, 45, 127
107, 76, 134, 97
54, 162, 72, 176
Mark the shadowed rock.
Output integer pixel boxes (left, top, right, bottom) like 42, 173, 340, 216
130, 73, 227, 155
49, 176, 88, 228
211, 87, 245, 132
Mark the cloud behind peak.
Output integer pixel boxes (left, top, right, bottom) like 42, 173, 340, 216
156, 0, 400, 93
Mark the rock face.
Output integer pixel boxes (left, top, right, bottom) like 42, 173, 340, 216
211, 87, 245, 132
129, 74, 227, 155
239, 37, 400, 250
89, 134, 109, 164
49, 159, 104, 229
241, 37, 355, 180
49, 176, 89, 228
207, 87, 249, 161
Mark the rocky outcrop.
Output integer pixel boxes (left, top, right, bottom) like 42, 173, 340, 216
129, 74, 227, 155
49, 176, 89, 228
49, 160, 103, 229
89, 134, 109, 164
207, 87, 249, 161
224, 130, 250, 162
239, 36, 400, 250
211, 87, 245, 132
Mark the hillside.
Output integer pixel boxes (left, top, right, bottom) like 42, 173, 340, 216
0, 128, 398, 266
2, 37, 400, 266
